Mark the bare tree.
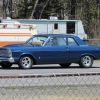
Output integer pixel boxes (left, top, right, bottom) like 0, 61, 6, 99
30, 0, 39, 19
39, 0, 49, 19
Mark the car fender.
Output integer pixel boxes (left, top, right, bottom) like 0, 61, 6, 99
80, 53, 95, 60
18, 52, 37, 63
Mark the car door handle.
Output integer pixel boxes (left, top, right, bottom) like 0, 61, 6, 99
65, 46, 69, 50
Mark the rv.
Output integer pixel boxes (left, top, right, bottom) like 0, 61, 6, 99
0, 20, 37, 46
1, 17, 87, 46
18, 17, 87, 40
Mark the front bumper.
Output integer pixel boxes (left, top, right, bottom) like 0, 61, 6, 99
0, 57, 15, 63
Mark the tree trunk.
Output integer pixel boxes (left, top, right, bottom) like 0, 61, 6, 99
30, 0, 39, 19
39, 0, 49, 19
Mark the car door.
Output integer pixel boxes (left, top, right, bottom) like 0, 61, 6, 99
67, 37, 88, 62
43, 36, 70, 64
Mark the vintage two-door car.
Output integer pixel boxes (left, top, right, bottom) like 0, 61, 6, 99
0, 34, 100, 69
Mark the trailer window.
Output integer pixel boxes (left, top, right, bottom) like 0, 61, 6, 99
67, 22, 75, 34
54, 23, 58, 29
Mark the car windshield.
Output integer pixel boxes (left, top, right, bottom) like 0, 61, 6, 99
24, 36, 48, 46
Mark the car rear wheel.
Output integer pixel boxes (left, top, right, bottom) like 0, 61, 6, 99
79, 56, 93, 68
18, 55, 33, 69
60, 63, 71, 68
0, 62, 12, 69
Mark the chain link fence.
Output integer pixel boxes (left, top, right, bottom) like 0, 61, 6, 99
0, 72, 100, 100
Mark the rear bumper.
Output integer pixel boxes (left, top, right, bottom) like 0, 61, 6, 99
0, 57, 15, 63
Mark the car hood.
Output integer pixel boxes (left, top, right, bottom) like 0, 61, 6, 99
3, 43, 42, 48
4, 44, 23, 47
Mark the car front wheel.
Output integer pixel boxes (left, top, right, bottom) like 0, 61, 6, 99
79, 56, 93, 68
18, 55, 33, 69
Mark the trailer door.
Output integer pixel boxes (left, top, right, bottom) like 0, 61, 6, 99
53, 23, 60, 34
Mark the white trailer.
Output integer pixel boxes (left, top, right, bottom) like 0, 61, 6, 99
0, 21, 37, 46
1, 17, 87, 40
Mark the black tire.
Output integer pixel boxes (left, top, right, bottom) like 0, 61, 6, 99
18, 55, 33, 69
0, 62, 12, 69
79, 56, 93, 68
60, 63, 71, 68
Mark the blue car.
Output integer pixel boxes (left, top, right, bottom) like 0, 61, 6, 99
0, 34, 100, 69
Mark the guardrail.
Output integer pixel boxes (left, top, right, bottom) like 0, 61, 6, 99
0, 72, 100, 100
86, 39, 100, 45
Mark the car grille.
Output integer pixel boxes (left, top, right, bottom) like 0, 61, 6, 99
0, 50, 8, 56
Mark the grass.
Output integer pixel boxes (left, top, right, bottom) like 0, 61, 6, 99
1, 85, 100, 100
1, 96, 100, 100
94, 60, 100, 62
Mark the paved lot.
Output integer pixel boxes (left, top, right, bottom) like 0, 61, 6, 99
0, 61, 100, 75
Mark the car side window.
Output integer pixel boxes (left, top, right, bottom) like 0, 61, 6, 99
45, 37, 67, 46
57, 37, 66, 46
27, 36, 47, 46
68, 38, 78, 46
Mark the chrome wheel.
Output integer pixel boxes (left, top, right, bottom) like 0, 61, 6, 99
79, 56, 93, 68
18, 56, 33, 69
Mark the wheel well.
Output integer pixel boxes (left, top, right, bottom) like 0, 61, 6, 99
81, 55, 95, 60
19, 54, 36, 65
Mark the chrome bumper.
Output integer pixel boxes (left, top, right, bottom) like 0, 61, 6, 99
0, 57, 15, 63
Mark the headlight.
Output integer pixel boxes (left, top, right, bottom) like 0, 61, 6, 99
7, 48, 12, 57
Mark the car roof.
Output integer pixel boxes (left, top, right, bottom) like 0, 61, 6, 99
34, 34, 74, 37
33, 34, 87, 45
